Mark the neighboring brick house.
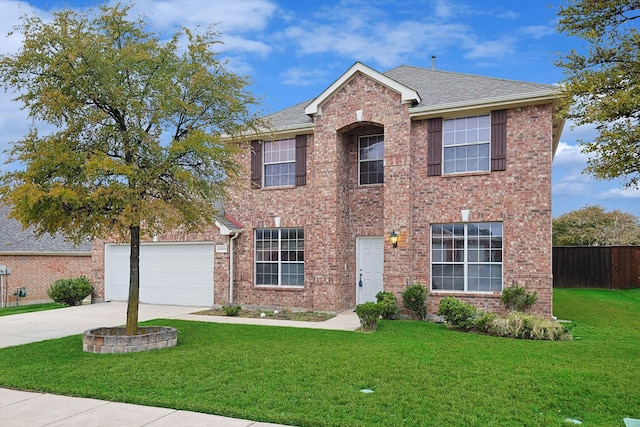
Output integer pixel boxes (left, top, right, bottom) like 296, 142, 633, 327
91, 62, 563, 318
0, 205, 92, 307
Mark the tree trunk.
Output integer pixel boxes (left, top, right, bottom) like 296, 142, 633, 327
126, 225, 140, 335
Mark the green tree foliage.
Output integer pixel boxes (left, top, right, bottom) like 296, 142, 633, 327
556, 0, 640, 189
0, 4, 264, 334
553, 205, 640, 246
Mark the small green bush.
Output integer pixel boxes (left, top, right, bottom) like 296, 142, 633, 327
222, 303, 242, 316
355, 302, 383, 332
376, 291, 398, 320
474, 311, 498, 333
501, 285, 538, 312
47, 276, 93, 306
437, 297, 478, 330
401, 282, 428, 321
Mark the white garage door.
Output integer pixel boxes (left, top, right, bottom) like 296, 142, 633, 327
105, 242, 214, 306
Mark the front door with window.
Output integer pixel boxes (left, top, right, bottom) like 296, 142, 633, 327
356, 237, 384, 304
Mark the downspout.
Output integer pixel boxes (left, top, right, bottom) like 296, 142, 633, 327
229, 232, 240, 304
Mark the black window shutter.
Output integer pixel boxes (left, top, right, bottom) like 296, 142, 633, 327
295, 134, 307, 186
427, 118, 443, 176
250, 140, 262, 188
491, 110, 507, 171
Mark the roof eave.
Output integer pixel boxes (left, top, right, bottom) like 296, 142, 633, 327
409, 91, 561, 119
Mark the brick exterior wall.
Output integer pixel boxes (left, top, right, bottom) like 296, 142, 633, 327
0, 254, 91, 306
226, 73, 554, 317
89, 72, 555, 318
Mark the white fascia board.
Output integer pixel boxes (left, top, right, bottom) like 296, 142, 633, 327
304, 62, 421, 116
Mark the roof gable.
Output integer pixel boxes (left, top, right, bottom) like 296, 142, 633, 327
304, 62, 421, 116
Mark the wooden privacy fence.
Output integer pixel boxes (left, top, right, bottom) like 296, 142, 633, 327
553, 246, 640, 289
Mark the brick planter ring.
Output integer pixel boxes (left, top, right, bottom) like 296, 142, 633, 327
83, 326, 177, 354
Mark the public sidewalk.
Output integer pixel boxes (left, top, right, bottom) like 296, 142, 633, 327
0, 388, 287, 427
0, 302, 360, 426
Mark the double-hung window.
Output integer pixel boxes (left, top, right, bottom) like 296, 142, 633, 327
443, 115, 490, 174
359, 134, 384, 185
431, 222, 503, 292
255, 228, 304, 286
264, 139, 296, 187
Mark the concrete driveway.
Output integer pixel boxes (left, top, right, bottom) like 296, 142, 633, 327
0, 301, 205, 348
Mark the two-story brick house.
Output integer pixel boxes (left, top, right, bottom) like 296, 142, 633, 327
92, 62, 563, 318
224, 62, 564, 317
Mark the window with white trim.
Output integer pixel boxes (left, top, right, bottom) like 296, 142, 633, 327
255, 228, 304, 286
359, 134, 384, 185
264, 139, 296, 187
431, 222, 502, 292
443, 115, 490, 174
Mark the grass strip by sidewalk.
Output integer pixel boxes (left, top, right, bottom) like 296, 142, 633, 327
0, 289, 638, 426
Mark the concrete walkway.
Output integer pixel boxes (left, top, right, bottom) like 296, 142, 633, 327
0, 302, 360, 426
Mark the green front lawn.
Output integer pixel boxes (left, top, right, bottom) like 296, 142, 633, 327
0, 302, 65, 316
0, 289, 638, 426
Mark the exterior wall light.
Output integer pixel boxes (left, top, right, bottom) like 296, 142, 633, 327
461, 209, 470, 223
390, 230, 398, 248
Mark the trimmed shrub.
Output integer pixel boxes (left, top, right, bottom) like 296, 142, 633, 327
489, 312, 573, 341
222, 303, 242, 316
47, 276, 93, 306
401, 282, 428, 321
501, 285, 537, 312
437, 297, 478, 330
355, 302, 383, 332
376, 291, 398, 320
436, 296, 573, 341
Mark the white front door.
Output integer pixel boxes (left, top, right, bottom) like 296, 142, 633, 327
356, 237, 384, 305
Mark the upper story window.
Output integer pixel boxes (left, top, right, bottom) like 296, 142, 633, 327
264, 139, 296, 187
359, 134, 384, 185
443, 115, 491, 174
251, 135, 307, 189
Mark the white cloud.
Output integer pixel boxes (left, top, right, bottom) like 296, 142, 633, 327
519, 25, 555, 40
282, 67, 328, 86
122, 0, 278, 33
596, 187, 640, 200
552, 181, 592, 196
498, 11, 519, 20
553, 142, 590, 166
433, 0, 455, 18
285, 19, 473, 68
0, 1, 44, 55
463, 37, 516, 60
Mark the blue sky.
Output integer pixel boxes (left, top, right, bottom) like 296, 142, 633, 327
1, 0, 639, 218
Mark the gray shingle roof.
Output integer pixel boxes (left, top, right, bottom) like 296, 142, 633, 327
384, 65, 555, 109
265, 99, 313, 129
265, 64, 558, 129
0, 205, 91, 254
